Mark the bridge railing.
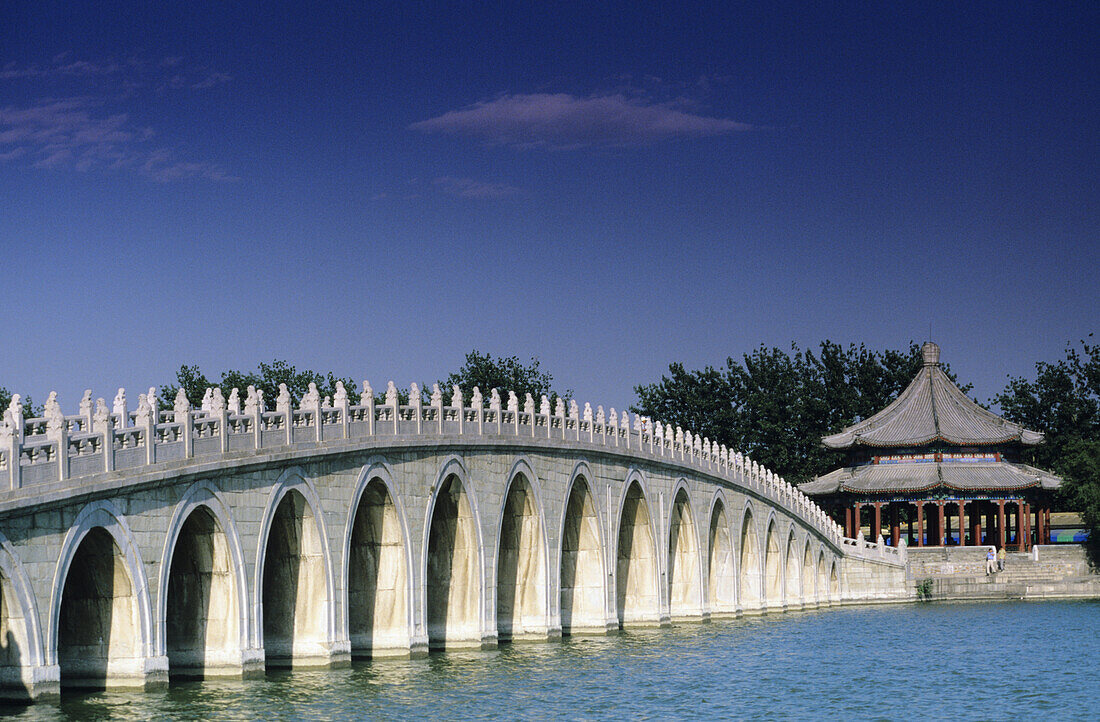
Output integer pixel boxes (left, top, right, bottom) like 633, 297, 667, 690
0, 383, 867, 552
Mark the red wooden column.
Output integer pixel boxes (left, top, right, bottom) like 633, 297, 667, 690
1036, 505, 1044, 547
916, 503, 925, 547
872, 502, 882, 541
997, 500, 1006, 549
958, 501, 967, 546
890, 503, 900, 547
853, 502, 862, 537
844, 506, 853, 537
972, 502, 982, 546
937, 502, 946, 546
1016, 501, 1026, 551
1024, 502, 1032, 551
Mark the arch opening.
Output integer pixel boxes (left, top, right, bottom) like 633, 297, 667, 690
667, 489, 701, 620
817, 552, 828, 604
426, 474, 480, 649
830, 562, 840, 599
0, 572, 32, 698
784, 533, 800, 607
560, 477, 605, 635
261, 490, 327, 666
764, 521, 782, 608
739, 510, 762, 612
707, 501, 736, 616
615, 481, 659, 628
165, 506, 240, 678
349, 478, 409, 657
496, 473, 547, 643
802, 543, 816, 605
58, 528, 142, 689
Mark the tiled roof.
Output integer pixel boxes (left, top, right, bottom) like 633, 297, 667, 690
821, 342, 1045, 449
799, 459, 1061, 495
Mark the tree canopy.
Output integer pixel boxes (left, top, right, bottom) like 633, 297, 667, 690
996, 336, 1100, 544
439, 350, 570, 403
160, 360, 357, 411
632, 341, 970, 482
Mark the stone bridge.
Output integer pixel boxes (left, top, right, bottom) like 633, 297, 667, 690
0, 383, 907, 700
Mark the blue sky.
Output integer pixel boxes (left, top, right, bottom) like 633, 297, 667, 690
1, 2, 1096, 415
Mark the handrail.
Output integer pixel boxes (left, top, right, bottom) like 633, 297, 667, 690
0, 382, 853, 548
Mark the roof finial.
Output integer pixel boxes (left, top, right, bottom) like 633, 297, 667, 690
921, 341, 940, 366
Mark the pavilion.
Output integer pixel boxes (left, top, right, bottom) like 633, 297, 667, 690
799, 342, 1061, 550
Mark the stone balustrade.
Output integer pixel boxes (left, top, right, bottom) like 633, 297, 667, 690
0, 382, 898, 561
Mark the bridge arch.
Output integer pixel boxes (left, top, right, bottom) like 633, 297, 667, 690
343, 459, 413, 658
817, 551, 828, 605
763, 513, 783, 609
705, 490, 737, 617
801, 539, 816, 605
49, 499, 156, 689
158, 480, 249, 678
0, 532, 47, 699
615, 471, 661, 627
784, 527, 800, 607
254, 469, 335, 667
559, 462, 608, 635
666, 480, 703, 620
495, 457, 549, 643
423, 456, 485, 649
738, 502, 762, 612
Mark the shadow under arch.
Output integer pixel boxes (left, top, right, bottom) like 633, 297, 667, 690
763, 516, 782, 608
739, 504, 762, 612
817, 551, 829, 605
49, 500, 156, 690
615, 473, 660, 628
254, 469, 335, 668
801, 539, 817, 606
495, 458, 549, 642
706, 492, 737, 617
784, 528, 801, 607
0, 533, 48, 700
158, 480, 250, 679
344, 460, 413, 658
559, 464, 607, 635
423, 457, 484, 650
667, 482, 703, 620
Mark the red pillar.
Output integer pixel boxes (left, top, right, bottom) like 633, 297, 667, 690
997, 500, 1006, 550
973, 502, 982, 546
844, 506, 853, 537
1016, 501, 1026, 551
916, 503, 925, 547
1024, 502, 1032, 551
854, 502, 862, 537
937, 502, 946, 546
958, 501, 967, 546
890, 503, 900, 547
1036, 505, 1044, 547
872, 502, 882, 541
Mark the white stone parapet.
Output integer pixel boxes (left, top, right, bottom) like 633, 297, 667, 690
0, 383, 883, 555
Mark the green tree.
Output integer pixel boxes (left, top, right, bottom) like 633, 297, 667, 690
440, 350, 570, 404
633, 341, 970, 482
996, 335, 1100, 543
161, 360, 358, 410
0, 386, 40, 419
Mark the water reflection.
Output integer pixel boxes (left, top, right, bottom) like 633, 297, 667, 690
5, 601, 1099, 720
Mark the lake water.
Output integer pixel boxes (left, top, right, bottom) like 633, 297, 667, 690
7, 600, 1099, 720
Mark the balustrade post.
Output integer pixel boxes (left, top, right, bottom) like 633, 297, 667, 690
144, 413, 156, 466
3, 434, 18, 490
285, 407, 293, 446
337, 400, 349, 441
219, 408, 230, 453
182, 411, 194, 459
103, 426, 115, 473
252, 407, 262, 449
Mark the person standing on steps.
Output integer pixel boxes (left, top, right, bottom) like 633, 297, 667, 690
986, 547, 997, 575
997, 546, 1006, 571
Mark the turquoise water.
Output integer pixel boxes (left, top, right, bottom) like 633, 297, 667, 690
8, 600, 1100, 720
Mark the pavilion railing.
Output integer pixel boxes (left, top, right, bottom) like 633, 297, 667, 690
0, 382, 870, 553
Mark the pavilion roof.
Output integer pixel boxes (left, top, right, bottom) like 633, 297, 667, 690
798, 460, 1061, 496
821, 342, 1045, 449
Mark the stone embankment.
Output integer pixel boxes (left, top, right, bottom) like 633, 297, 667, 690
907, 545, 1100, 601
